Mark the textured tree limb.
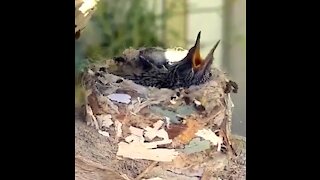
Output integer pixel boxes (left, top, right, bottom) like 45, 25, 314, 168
75, 0, 100, 38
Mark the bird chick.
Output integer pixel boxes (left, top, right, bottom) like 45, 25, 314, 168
138, 47, 170, 69
109, 31, 220, 90
110, 48, 169, 88
165, 31, 220, 89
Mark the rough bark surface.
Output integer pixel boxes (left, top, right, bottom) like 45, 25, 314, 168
75, 0, 99, 39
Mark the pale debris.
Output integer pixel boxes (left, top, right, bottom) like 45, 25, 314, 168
127, 124, 171, 148
225, 94, 234, 149
155, 129, 170, 140
165, 117, 171, 128
153, 120, 164, 130
118, 120, 175, 161
144, 120, 165, 140
227, 93, 234, 108
144, 128, 158, 140
117, 141, 179, 162
96, 114, 113, 128
87, 69, 95, 75
78, 0, 99, 17
195, 129, 223, 152
115, 120, 123, 138
144, 128, 170, 142
85, 105, 99, 129
124, 134, 172, 149
125, 135, 144, 143
130, 126, 144, 137
98, 130, 109, 137
170, 99, 177, 104
213, 109, 225, 127
194, 99, 202, 106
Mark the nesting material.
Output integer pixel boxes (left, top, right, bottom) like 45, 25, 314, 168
195, 129, 223, 152
115, 120, 123, 137
117, 141, 179, 162
78, 47, 240, 179
120, 121, 176, 162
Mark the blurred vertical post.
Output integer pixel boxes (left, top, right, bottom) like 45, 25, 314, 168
185, 0, 223, 68
163, 0, 187, 48
222, 0, 246, 137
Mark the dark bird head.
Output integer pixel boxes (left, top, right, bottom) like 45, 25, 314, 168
169, 31, 221, 88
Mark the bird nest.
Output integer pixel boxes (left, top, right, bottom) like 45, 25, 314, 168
78, 47, 240, 180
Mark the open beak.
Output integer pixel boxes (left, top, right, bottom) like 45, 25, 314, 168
192, 31, 202, 69
198, 40, 220, 73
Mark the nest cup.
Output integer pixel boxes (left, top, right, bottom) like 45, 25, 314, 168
78, 48, 238, 180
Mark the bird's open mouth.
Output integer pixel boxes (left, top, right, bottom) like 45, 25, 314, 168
192, 54, 202, 68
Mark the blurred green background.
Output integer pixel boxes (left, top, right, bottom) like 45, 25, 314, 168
75, 0, 246, 137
